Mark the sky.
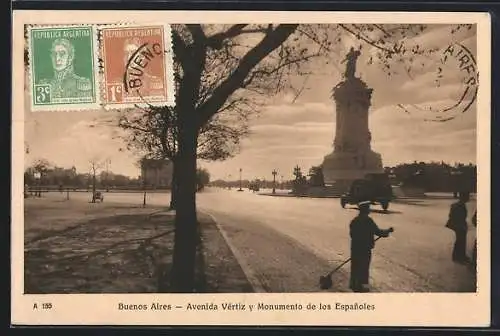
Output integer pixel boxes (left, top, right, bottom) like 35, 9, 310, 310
23, 24, 478, 181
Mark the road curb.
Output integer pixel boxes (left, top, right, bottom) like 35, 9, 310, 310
199, 210, 266, 293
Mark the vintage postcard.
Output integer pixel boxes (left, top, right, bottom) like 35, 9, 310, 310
12, 11, 491, 327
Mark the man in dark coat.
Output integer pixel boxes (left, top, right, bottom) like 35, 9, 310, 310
446, 191, 470, 264
40, 38, 93, 100
349, 201, 394, 292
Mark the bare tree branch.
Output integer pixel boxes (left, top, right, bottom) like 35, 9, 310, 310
339, 24, 395, 54
197, 24, 299, 127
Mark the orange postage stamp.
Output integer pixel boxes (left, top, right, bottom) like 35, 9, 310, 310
100, 24, 175, 108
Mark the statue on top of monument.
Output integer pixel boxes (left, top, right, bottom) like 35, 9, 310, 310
341, 47, 362, 79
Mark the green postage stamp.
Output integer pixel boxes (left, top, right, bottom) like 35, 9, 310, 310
28, 25, 100, 111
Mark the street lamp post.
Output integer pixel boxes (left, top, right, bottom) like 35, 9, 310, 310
238, 168, 243, 191
143, 172, 147, 208
272, 169, 278, 194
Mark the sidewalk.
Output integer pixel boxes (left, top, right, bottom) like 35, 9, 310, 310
24, 198, 253, 293
198, 212, 254, 293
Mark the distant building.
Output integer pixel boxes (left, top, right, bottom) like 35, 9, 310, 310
140, 159, 173, 188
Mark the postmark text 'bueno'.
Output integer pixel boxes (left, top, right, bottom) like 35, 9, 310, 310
124, 42, 164, 92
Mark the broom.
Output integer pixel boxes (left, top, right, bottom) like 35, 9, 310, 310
319, 234, 389, 290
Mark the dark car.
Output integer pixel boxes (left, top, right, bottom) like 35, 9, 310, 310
340, 173, 394, 210
249, 182, 260, 192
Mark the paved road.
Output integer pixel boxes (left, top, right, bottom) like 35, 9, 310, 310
40, 188, 477, 293
197, 188, 477, 293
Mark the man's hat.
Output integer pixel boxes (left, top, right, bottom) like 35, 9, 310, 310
459, 191, 470, 200
358, 201, 371, 209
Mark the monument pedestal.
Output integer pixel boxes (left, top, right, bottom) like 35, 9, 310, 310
321, 74, 383, 193
322, 150, 383, 193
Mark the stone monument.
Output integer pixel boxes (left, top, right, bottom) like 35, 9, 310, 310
321, 47, 384, 193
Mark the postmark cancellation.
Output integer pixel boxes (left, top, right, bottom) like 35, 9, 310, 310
26, 23, 175, 111
99, 23, 175, 109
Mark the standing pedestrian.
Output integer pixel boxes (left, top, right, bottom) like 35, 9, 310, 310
349, 201, 394, 292
446, 191, 471, 264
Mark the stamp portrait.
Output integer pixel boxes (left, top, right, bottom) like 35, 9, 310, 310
100, 25, 175, 108
28, 25, 99, 110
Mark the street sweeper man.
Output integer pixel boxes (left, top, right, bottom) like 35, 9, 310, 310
349, 201, 394, 292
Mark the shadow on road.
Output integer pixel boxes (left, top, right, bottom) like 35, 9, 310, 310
345, 207, 402, 215
393, 199, 432, 207
370, 209, 402, 215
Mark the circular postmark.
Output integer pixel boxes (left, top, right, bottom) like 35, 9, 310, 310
397, 43, 479, 122
99, 24, 175, 108
122, 39, 165, 103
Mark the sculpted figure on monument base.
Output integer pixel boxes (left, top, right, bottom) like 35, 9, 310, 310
341, 47, 362, 79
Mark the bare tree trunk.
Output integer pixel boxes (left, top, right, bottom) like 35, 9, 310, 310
92, 171, 96, 203
169, 159, 179, 210
170, 120, 198, 292
169, 29, 205, 292
143, 169, 147, 207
